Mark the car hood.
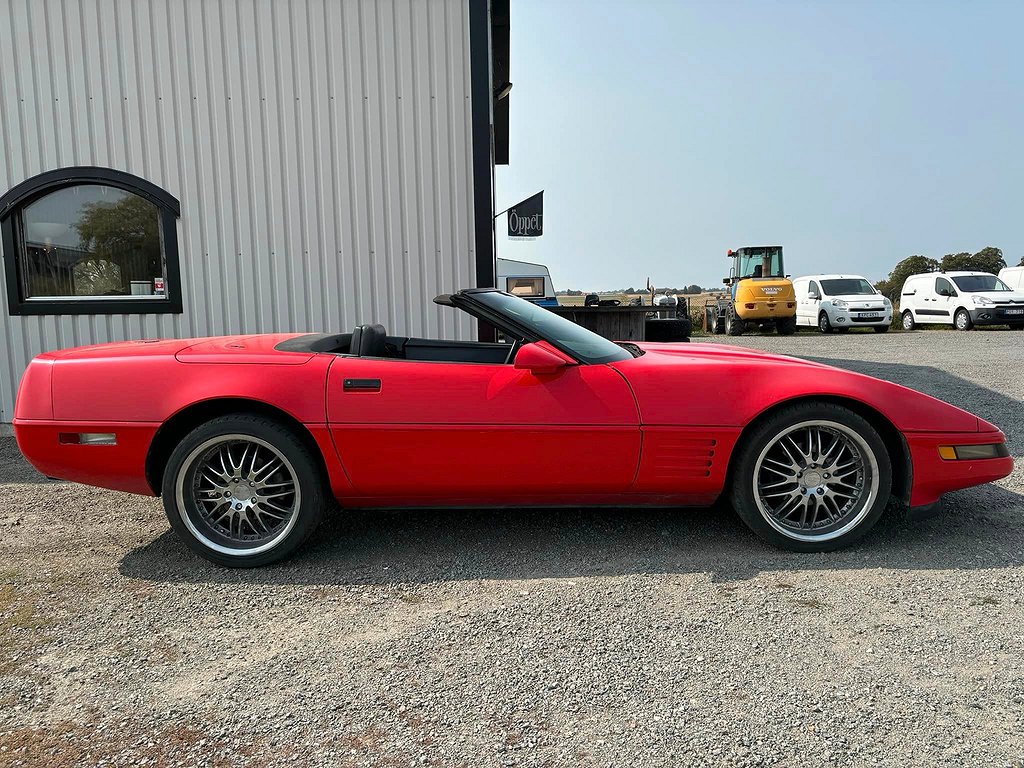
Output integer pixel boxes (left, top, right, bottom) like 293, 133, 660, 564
965, 291, 1024, 303
619, 342, 986, 433
825, 294, 888, 304
635, 341, 827, 366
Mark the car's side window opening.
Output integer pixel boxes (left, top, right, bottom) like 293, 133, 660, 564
276, 328, 517, 365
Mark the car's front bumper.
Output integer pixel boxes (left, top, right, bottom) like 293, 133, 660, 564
828, 308, 892, 327
904, 429, 1014, 508
969, 306, 1024, 325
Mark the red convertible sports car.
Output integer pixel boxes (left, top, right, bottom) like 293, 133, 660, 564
14, 288, 1013, 566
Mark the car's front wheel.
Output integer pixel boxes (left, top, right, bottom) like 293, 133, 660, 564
161, 414, 327, 567
954, 308, 973, 331
818, 312, 833, 334
729, 403, 892, 552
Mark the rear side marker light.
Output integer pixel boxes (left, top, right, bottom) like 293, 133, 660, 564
59, 433, 117, 446
938, 444, 1009, 461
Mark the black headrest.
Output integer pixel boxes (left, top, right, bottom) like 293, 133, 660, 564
351, 323, 387, 357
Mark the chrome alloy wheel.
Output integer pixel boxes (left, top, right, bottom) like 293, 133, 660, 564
752, 420, 880, 543
175, 434, 301, 556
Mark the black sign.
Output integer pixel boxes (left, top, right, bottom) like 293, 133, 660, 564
507, 191, 543, 239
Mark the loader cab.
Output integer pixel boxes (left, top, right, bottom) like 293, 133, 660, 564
727, 246, 785, 299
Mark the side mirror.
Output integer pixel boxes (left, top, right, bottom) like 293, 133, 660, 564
808, 291, 820, 300
514, 341, 574, 375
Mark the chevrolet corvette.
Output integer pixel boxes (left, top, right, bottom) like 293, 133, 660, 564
14, 288, 1013, 566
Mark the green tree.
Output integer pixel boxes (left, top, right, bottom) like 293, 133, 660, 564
940, 247, 1005, 274
75, 195, 161, 292
874, 255, 939, 301
1017, 255, 1023, 267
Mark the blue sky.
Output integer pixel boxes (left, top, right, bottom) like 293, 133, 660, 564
494, 0, 1024, 291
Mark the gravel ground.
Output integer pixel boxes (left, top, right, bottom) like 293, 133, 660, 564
1, 330, 1022, 767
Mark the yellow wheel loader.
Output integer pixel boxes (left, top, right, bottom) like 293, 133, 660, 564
704, 245, 797, 336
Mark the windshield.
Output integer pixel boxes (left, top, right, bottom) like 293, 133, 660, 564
951, 275, 1010, 293
467, 291, 633, 364
737, 247, 783, 279
820, 278, 876, 296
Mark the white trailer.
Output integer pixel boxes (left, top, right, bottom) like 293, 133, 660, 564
496, 258, 557, 306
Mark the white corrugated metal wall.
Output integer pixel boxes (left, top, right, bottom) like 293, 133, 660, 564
0, 0, 481, 421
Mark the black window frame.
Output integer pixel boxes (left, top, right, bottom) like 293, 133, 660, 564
935, 276, 956, 297
0, 167, 183, 315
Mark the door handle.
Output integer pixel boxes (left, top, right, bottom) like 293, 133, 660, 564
344, 378, 381, 392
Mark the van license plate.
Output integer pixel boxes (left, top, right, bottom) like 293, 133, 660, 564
1006, 309, 1024, 315
858, 313, 880, 319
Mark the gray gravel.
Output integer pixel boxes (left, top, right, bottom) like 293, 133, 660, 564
1, 329, 1022, 767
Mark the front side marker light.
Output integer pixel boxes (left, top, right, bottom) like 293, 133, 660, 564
938, 444, 1009, 460
59, 433, 117, 446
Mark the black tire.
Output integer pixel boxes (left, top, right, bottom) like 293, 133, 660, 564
901, 310, 915, 331
645, 317, 692, 342
725, 311, 744, 336
818, 312, 833, 334
954, 308, 973, 331
704, 307, 723, 335
776, 315, 797, 335
161, 414, 327, 567
728, 402, 892, 552
873, 325, 889, 333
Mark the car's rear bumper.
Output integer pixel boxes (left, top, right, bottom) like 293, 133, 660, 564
13, 419, 159, 495
905, 429, 1014, 507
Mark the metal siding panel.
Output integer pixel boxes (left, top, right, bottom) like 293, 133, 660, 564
0, 0, 476, 420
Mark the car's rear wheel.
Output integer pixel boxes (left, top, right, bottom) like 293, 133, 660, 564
162, 414, 327, 567
725, 311, 744, 336
901, 311, 915, 331
954, 308, 973, 331
729, 402, 892, 552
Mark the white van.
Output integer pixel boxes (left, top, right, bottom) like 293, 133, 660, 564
998, 266, 1024, 292
793, 274, 892, 333
899, 271, 1024, 330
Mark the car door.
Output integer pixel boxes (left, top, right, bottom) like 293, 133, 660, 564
325, 355, 641, 502
794, 280, 811, 325
931, 276, 957, 323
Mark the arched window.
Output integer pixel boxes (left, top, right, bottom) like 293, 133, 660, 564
1, 167, 181, 315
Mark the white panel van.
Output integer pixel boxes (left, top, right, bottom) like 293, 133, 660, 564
899, 271, 1024, 330
998, 266, 1024, 292
793, 274, 892, 333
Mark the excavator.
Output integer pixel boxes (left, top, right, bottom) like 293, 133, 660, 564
704, 245, 797, 336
